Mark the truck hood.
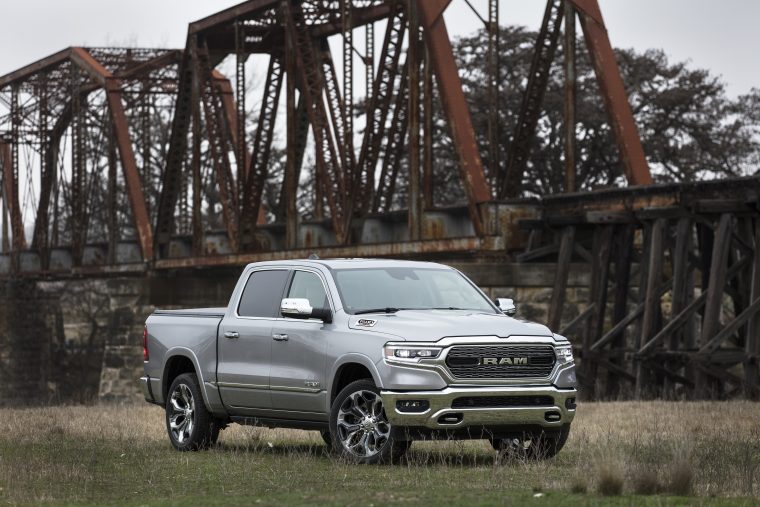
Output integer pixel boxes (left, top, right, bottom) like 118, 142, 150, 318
347, 310, 553, 342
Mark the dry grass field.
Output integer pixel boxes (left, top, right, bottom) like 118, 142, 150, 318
0, 401, 759, 506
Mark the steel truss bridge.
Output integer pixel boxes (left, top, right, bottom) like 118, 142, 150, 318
0, 0, 758, 399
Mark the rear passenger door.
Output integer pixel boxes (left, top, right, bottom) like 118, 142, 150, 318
270, 269, 332, 418
217, 268, 289, 412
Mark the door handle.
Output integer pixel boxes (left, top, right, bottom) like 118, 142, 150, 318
272, 333, 289, 341
224, 331, 239, 339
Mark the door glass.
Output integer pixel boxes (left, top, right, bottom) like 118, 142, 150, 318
238, 270, 289, 317
286, 271, 329, 310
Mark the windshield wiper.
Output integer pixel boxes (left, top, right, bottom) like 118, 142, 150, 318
432, 307, 466, 310
354, 307, 402, 315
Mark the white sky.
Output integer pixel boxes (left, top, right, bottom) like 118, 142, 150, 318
0, 0, 758, 97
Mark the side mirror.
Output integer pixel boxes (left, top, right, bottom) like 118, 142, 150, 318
281, 298, 333, 323
496, 298, 517, 316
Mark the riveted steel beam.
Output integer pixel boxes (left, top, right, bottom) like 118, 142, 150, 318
416, 0, 490, 236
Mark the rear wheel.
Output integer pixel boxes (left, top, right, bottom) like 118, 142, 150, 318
329, 379, 410, 464
165, 373, 220, 451
490, 425, 570, 460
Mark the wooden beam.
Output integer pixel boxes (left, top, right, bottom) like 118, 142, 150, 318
636, 218, 666, 398
547, 226, 575, 330
746, 218, 760, 397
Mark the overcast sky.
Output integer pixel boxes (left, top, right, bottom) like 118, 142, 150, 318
0, 0, 758, 96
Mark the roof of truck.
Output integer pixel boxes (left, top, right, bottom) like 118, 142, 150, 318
244, 258, 452, 270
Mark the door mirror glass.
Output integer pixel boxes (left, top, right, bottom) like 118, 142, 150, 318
496, 298, 517, 316
281, 298, 333, 323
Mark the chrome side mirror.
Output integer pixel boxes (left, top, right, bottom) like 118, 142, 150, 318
496, 298, 517, 316
281, 298, 333, 323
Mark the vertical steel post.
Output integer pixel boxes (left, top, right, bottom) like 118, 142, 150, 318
141, 92, 151, 216
487, 0, 500, 191
107, 122, 118, 264
423, 46, 433, 209
366, 22, 374, 107
408, 0, 422, 240
285, 3, 298, 249
563, 2, 577, 192
0, 142, 9, 253
342, 0, 353, 180
9, 84, 25, 255
70, 69, 85, 266
36, 74, 49, 258
191, 64, 204, 256
236, 19, 248, 187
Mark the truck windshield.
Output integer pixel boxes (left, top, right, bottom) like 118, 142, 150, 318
333, 267, 497, 315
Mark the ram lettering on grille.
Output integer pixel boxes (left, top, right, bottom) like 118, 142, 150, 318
446, 345, 555, 379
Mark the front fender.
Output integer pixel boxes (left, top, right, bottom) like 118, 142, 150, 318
329, 353, 384, 396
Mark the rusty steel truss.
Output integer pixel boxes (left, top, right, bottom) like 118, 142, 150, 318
0, 0, 652, 269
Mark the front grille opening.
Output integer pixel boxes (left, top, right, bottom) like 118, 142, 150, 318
445, 345, 556, 379
451, 395, 554, 409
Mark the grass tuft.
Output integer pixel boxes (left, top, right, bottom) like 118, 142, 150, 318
667, 453, 694, 496
568, 475, 588, 494
596, 459, 625, 496
631, 465, 660, 495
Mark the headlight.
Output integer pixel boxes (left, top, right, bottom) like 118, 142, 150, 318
384, 344, 442, 362
555, 345, 574, 364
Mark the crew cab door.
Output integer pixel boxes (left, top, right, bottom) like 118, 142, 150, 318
270, 269, 331, 417
217, 268, 289, 411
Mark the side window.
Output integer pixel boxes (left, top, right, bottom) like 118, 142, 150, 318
286, 271, 329, 310
238, 270, 289, 317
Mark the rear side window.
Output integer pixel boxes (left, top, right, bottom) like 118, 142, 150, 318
286, 271, 329, 310
238, 270, 289, 317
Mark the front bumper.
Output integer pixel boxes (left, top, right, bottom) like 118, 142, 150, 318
381, 385, 576, 430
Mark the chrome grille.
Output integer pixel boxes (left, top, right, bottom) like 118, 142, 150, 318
445, 344, 556, 379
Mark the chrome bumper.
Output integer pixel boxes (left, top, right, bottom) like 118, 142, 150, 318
381, 386, 576, 430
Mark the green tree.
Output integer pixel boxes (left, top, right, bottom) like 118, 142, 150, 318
434, 26, 760, 201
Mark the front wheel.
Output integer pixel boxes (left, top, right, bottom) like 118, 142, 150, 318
165, 373, 220, 451
329, 379, 410, 464
490, 425, 570, 460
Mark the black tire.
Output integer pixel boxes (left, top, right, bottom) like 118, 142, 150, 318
329, 379, 410, 464
491, 425, 570, 460
165, 373, 220, 451
320, 430, 332, 447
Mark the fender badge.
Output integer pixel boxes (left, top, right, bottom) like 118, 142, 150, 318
356, 318, 377, 327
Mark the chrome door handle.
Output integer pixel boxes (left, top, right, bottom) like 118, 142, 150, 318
272, 333, 289, 341
224, 331, 239, 339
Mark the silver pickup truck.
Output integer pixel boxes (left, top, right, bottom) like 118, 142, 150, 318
141, 258, 577, 463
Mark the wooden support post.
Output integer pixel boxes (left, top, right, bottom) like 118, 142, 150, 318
635, 218, 665, 399
583, 225, 613, 396
607, 223, 634, 397
548, 226, 575, 331
665, 217, 692, 396
746, 218, 760, 398
696, 214, 733, 398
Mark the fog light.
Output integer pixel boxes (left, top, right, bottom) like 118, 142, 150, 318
396, 400, 429, 413
565, 397, 577, 410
